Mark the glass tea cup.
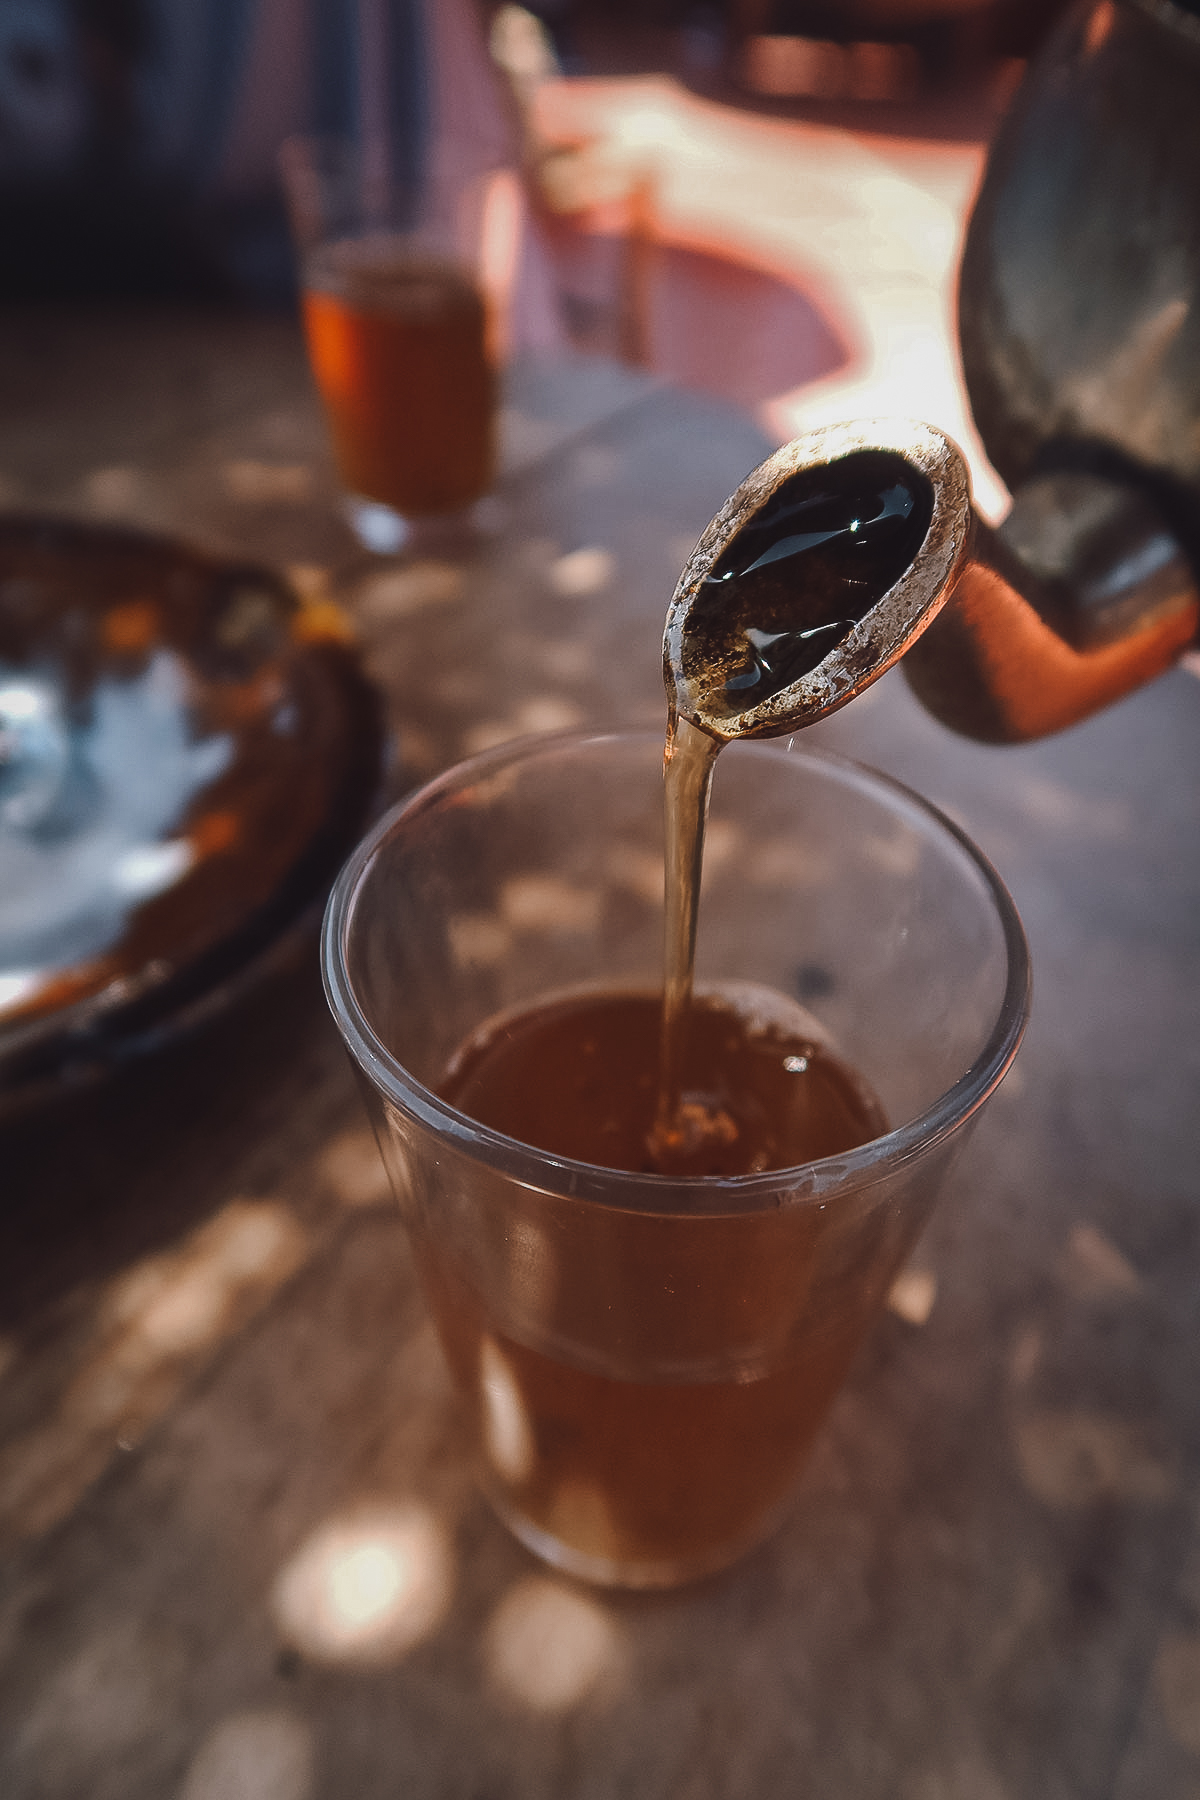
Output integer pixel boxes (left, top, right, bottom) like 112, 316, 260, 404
280, 134, 502, 553
321, 730, 1029, 1588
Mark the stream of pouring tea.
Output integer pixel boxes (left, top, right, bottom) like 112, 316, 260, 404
430, 446, 937, 1578
650, 454, 933, 1167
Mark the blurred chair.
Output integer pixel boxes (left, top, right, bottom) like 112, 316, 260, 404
489, 3, 657, 362
0, 0, 516, 304
488, 6, 850, 406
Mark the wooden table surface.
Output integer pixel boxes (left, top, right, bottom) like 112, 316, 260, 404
2, 308, 1200, 1800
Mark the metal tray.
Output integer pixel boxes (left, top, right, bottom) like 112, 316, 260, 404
0, 515, 385, 1115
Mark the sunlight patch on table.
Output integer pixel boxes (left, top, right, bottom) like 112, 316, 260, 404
698, 818, 741, 882
353, 561, 464, 624
98, 1202, 305, 1358
861, 828, 921, 879
462, 696, 583, 756
484, 1576, 621, 1712
887, 1266, 937, 1327
1061, 1222, 1144, 1300
449, 911, 512, 969
0, 1201, 307, 1549
1014, 775, 1131, 838
549, 547, 614, 597
501, 873, 600, 934
747, 837, 832, 891
320, 1128, 392, 1209
1012, 1408, 1177, 1508
536, 637, 595, 682
1154, 1630, 1200, 1756
15, 1618, 182, 1783
515, 695, 585, 734
179, 1709, 314, 1800
271, 1502, 452, 1667
222, 460, 313, 504
607, 843, 664, 906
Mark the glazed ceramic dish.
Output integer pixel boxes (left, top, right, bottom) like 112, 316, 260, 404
0, 515, 385, 1114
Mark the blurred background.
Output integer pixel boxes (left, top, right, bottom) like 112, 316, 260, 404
0, 0, 1079, 506
0, 0, 1071, 302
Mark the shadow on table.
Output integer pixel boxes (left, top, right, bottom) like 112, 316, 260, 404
0, 954, 348, 1337
540, 219, 852, 410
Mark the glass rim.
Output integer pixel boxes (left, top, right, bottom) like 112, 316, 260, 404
321, 728, 1031, 1215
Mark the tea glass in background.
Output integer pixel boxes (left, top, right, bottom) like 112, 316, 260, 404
322, 731, 1029, 1589
280, 135, 502, 554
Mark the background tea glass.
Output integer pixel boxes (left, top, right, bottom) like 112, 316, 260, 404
322, 730, 1029, 1589
280, 134, 501, 554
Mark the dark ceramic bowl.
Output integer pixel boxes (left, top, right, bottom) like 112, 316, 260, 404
0, 515, 385, 1115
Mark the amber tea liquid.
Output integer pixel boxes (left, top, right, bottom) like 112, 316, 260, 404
302, 236, 495, 517
433, 987, 888, 1577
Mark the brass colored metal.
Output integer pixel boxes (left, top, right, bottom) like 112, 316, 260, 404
903, 503, 1199, 744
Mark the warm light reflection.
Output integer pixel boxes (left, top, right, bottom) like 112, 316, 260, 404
506, 1217, 557, 1317
887, 1267, 937, 1327
480, 1337, 534, 1484
179, 1709, 314, 1800
110, 837, 195, 898
270, 1502, 452, 1667
480, 168, 524, 362
545, 1480, 620, 1566
484, 1576, 620, 1712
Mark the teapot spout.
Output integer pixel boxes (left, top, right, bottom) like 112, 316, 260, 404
903, 467, 1200, 742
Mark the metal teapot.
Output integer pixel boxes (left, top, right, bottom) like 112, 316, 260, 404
667, 0, 1200, 745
